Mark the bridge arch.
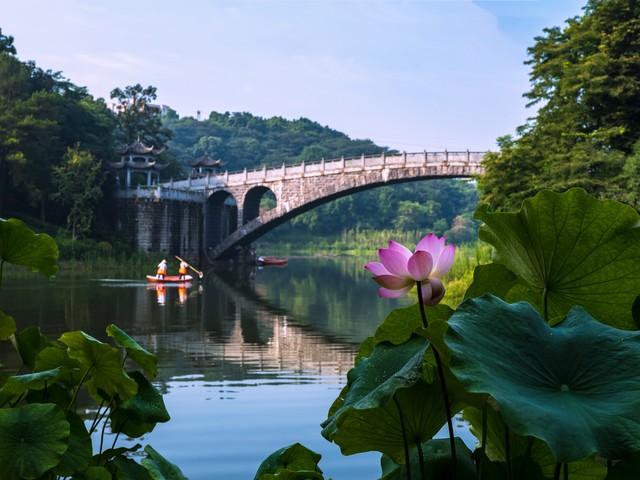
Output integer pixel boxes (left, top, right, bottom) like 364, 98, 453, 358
242, 186, 277, 225
205, 190, 238, 249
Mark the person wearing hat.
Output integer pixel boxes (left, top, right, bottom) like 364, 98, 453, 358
156, 259, 168, 280
178, 260, 189, 280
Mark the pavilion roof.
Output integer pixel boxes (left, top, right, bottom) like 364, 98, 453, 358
188, 154, 221, 168
116, 138, 165, 156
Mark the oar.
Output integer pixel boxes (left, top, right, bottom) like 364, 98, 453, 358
175, 255, 204, 279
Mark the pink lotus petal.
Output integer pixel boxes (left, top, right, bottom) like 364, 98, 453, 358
388, 240, 413, 260
433, 245, 456, 277
378, 247, 410, 277
416, 233, 445, 260
423, 278, 446, 306
379, 286, 412, 299
373, 274, 413, 290
364, 262, 390, 276
407, 250, 433, 281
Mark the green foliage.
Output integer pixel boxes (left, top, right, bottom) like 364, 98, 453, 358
0, 403, 70, 480
254, 443, 324, 480
51, 146, 104, 241
480, 0, 640, 211
475, 188, 640, 328
0, 217, 58, 278
141, 446, 189, 480
107, 324, 158, 378
447, 295, 640, 462
0, 309, 15, 340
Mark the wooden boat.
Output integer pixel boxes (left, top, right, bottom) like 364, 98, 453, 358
146, 274, 193, 283
257, 256, 288, 266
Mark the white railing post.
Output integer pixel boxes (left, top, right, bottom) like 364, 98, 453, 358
403, 151, 407, 166
424, 150, 428, 165
207, 172, 211, 187
321, 158, 325, 174
382, 150, 386, 165
187, 176, 192, 188
282, 162, 286, 176
224, 170, 229, 183
445, 149, 449, 163
262, 164, 267, 180
243, 168, 248, 183
340, 156, 345, 169
361, 153, 365, 168
301, 161, 306, 176
466, 149, 470, 165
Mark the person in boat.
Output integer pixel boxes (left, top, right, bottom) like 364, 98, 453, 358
156, 259, 168, 280
178, 260, 189, 280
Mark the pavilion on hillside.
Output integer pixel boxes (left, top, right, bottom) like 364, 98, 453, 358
110, 139, 167, 188
188, 154, 222, 176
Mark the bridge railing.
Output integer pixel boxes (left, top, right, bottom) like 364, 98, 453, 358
115, 185, 206, 202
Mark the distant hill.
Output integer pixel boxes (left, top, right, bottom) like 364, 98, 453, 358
164, 110, 387, 172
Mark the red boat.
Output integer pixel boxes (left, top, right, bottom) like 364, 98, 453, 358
146, 275, 193, 283
257, 256, 288, 266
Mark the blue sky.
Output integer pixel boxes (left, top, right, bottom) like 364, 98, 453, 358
3, 0, 584, 151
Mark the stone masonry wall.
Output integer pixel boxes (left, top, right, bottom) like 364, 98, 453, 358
115, 197, 203, 262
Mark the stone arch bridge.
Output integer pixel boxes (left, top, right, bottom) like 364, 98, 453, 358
114, 151, 485, 262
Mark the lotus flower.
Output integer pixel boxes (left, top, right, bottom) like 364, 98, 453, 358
365, 234, 455, 305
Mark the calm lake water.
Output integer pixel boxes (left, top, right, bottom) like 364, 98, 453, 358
0, 257, 473, 479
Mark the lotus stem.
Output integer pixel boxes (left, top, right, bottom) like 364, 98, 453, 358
553, 463, 561, 480
89, 400, 106, 433
478, 403, 488, 479
517, 437, 534, 479
417, 281, 457, 480
393, 394, 412, 480
505, 425, 513, 480
416, 440, 426, 480
68, 364, 94, 411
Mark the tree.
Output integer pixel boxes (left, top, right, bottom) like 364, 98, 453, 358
0, 28, 16, 55
51, 146, 103, 244
110, 84, 172, 148
480, 0, 640, 211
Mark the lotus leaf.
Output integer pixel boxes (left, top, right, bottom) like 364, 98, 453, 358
446, 295, 640, 462
59, 331, 137, 400
94, 444, 142, 466
54, 412, 92, 476
0, 218, 58, 277
380, 438, 477, 480
15, 326, 50, 369
77, 466, 112, 480
35, 345, 83, 384
111, 455, 153, 480
141, 445, 188, 480
254, 443, 324, 480
0, 309, 16, 340
0, 403, 70, 479
463, 263, 518, 300
475, 188, 640, 328
0, 367, 62, 405
107, 324, 158, 378
110, 371, 170, 437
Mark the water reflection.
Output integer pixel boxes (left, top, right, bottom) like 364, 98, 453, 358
0, 258, 433, 479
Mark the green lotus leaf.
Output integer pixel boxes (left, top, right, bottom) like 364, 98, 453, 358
35, 345, 83, 385
54, 412, 92, 476
465, 404, 607, 480
463, 263, 518, 300
475, 188, 640, 328
75, 466, 112, 480
25, 383, 72, 409
380, 438, 477, 480
355, 336, 375, 361
0, 403, 70, 480
0, 218, 58, 277
15, 326, 51, 369
254, 443, 324, 480
141, 445, 188, 480
446, 295, 640, 462
106, 324, 158, 378
94, 444, 142, 466
110, 371, 170, 437
110, 455, 153, 480
322, 336, 428, 445
59, 331, 138, 401
0, 309, 16, 340
0, 367, 62, 405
